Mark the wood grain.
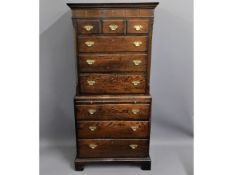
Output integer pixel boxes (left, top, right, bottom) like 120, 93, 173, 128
76, 19, 100, 34
79, 54, 147, 73
78, 139, 149, 158
67, 2, 159, 170
78, 36, 148, 53
127, 19, 150, 33
71, 9, 155, 18
102, 19, 125, 34
77, 121, 149, 138
79, 73, 146, 94
76, 104, 150, 120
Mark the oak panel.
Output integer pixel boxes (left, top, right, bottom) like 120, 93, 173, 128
76, 20, 100, 34
78, 36, 148, 52
78, 139, 149, 158
79, 73, 146, 94
77, 121, 149, 138
102, 19, 125, 34
71, 9, 154, 18
76, 104, 150, 120
79, 54, 147, 73
127, 19, 150, 34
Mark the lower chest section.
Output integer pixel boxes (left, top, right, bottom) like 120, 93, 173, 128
74, 95, 152, 158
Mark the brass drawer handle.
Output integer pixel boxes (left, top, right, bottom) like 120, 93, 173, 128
133, 60, 142, 66
131, 126, 138, 132
132, 80, 140, 86
89, 126, 97, 131
86, 59, 95, 65
133, 41, 142, 47
85, 41, 95, 47
87, 80, 95, 86
109, 24, 118, 31
131, 109, 140, 114
134, 25, 143, 31
83, 25, 93, 31
89, 144, 97, 149
129, 144, 138, 150
88, 109, 96, 115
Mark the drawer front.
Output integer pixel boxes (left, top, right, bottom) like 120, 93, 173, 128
127, 19, 150, 33
103, 19, 125, 34
80, 73, 146, 94
79, 54, 147, 72
78, 139, 149, 158
77, 121, 149, 138
76, 104, 150, 120
77, 20, 100, 34
78, 36, 148, 52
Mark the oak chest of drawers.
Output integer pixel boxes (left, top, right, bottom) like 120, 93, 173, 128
67, 2, 159, 171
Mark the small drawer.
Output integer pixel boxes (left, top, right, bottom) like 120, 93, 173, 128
77, 121, 149, 139
78, 139, 149, 158
79, 54, 147, 73
78, 36, 148, 52
76, 104, 150, 120
76, 20, 100, 34
127, 19, 150, 33
79, 73, 146, 94
103, 19, 125, 33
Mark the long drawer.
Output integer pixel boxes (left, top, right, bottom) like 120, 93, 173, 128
77, 121, 149, 139
79, 73, 146, 94
78, 139, 149, 158
78, 36, 148, 52
79, 54, 147, 73
76, 104, 150, 120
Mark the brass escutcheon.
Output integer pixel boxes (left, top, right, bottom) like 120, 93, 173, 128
89, 144, 97, 149
88, 109, 96, 115
131, 109, 140, 114
109, 24, 119, 31
85, 41, 95, 47
133, 60, 142, 66
89, 126, 97, 131
134, 25, 143, 31
130, 126, 138, 132
129, 144, 138, 149
83, 25, 93, 31
133, 41, 142, 47
132, 80, 140, 86
86, 59, 95, 65
87, 80, 95, 86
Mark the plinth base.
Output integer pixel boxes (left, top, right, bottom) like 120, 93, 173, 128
74, 157, 151, 171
